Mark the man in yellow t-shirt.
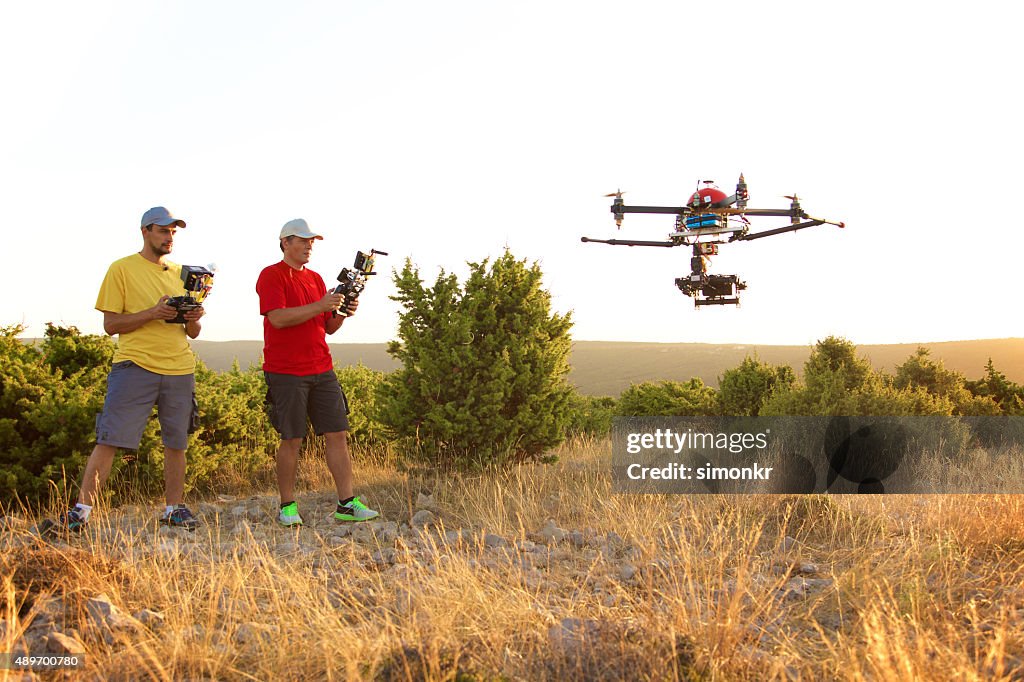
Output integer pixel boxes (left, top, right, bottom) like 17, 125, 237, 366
45, 206, 206, 535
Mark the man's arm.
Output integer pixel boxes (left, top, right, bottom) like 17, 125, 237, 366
102, 296, 178, 335
266, 291, 344, 329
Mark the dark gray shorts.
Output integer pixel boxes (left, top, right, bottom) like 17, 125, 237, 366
264, 370, 350, 440
95, 361, 196, 451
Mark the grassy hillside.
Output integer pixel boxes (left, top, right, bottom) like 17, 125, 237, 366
189, 338, 1024, 396
6, 439, 1024, 680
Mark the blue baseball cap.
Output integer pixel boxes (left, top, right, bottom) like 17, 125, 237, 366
141, 206, 186, 229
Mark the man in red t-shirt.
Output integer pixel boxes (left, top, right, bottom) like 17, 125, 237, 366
255, 218, 379, 526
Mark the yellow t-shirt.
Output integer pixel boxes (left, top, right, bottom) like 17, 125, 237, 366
95, 254, 196, 375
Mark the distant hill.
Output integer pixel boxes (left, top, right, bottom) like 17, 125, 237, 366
188, 338, 1024, 397
189, 340, 398, 374
563, 339, 1024, 396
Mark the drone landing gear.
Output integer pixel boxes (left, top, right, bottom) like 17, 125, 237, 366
696, 299, 739, 307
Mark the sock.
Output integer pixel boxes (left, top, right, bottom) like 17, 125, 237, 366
280, 501, 295, 510
339, 496, 354, 507
74, 503, 92, 521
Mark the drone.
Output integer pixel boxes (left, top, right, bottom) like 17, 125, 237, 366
581, 174, 844, 306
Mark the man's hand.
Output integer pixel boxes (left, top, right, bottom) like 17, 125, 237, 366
150, 295, 179, 321
185, 305, 204, 339
319, 291, 344, 313
325, 296, 358, 335
183, 305, 205, 322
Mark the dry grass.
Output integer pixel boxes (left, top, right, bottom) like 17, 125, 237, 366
3, 438, 1024, 680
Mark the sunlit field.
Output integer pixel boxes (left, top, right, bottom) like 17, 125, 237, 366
4, 437, 1024, 681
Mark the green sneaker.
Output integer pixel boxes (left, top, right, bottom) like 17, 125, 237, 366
334, 496, 379, 522
277, 502, 303, 527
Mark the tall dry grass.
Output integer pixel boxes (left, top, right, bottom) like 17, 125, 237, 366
2, 437, 1024, 680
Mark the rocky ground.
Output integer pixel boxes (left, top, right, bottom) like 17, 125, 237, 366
3, 449, 1024, 680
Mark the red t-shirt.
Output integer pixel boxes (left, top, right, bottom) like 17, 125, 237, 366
256, 261, 334, 375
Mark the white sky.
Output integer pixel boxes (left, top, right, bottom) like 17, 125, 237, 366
2, 1, 1021, 345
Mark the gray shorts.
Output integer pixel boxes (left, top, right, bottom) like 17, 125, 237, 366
95, 361, 197, 451
265, 371, 350, 440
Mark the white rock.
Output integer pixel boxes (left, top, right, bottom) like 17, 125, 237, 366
779, 536, 798, 553
134, 609, 166, 630
85, 594, 141, 643
351, 524, 376, 542
44, 631, 87, 655
411, 510, 436, 528
538, 519, 566, 544
378, 522, 399, 543
484, 533, 508, 549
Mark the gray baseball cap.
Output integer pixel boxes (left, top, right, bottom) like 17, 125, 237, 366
141, 206, 186, 228
279, 218, 323, 240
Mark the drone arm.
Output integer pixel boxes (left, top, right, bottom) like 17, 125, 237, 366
728, 208, 798, 217
734, 219, 826, 241
613, 205, 692, 216
804, 214, 845, 228
580, 237, 678, 247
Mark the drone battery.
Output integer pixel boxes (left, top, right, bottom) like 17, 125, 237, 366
685, 215, 723, 229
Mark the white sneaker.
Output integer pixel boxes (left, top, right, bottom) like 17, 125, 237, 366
277, 502, 303, 527
334, 496, 379, 522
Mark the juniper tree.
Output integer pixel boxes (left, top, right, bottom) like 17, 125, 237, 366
717, 356, 796, 416
614, 378, 718, 417
377, 251, 573, 467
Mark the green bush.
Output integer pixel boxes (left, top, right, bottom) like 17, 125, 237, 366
377, 251, 573, 468
615, 378, 717, 417
893, 347, 1001, 416
0, 325, 110, 505
717, 356, 796, 416
0, 325, 284, 507
762, 338, 959, 417
564, 390, 616, 436
335, 362, 389, 445
966, 359, 1024, 416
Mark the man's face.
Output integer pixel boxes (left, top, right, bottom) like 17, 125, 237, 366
143, 224, 177, 256
283, 236, 316, 265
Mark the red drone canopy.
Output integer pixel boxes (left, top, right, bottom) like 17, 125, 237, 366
690, 186, 728, 208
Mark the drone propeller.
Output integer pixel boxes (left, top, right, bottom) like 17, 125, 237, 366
604, 190, 626, 198
783, 194, 799, 201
